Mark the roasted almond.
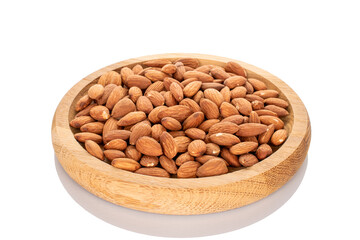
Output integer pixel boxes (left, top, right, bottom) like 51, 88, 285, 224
85, 140, 104, 160
135, 167, 170, 178
117, 111, 147, 127
265, 105, 289, 117
183, 71, 214, 83
98, 71, 122, 86
205, 143, 221, 156
75, 94, 92, 112
185, 128, 206, 140
196, 158, 228, 177
136, 136, 163, 156
253, 90, 279, 99
148, 106, 168, 123
230, 86, 247, 99
220, 102, 239, 118
221, 148, 240, 167
128, 86, 142, 103
112, 97, 136, 119
129, 122, 152, 145
104, 139, 127, 151
136, 96, 153, 114
80, 122, 104, 134
183, 80, 202, 97
151, 124, 166, 141
255, 109, 278, 117
182, 112, 205, 130
159, 155, 177, 174
174, 136, 191, 153
163, 91, 177, 106
188, 140, 207, 157
271, 129, 288, 145
104, 149, 125, 161
249, 111, 260, 123
125, 145, 142, 161
120, 67, 134, 85
132, 64, 143, 75
126, 75, 152, 89
70, 116, 94, 128
251, 100, 264, 110
248, 78, 267, 91
146, 90, 165, 107
200, 98, 219, 119
175, 152, 194, 166
179, 98, 201, 112
74, 132, 102, 143
173, 62, 186, 81
145, 70, 168, 82
208, 121, 239, 135
144, 81, 165, 95
174, 58, 200, 69
231, 98, 252, 116
221, 115, 244, 124
160, 132, 178, 159
103, 130, 131, 143
245, 94, 264, 103
89, 105, 110, 121
170, 82, 184, 102
258, 124, 275, 144
209, 133, 240, 146
236, 123, 267, 137
102, 117, 118, 136
229, 142, 258, 155
204, 89, 224, 107
198, 119, 220, 132
161, 63, 177, 74
264, 98, 289, 108
224, 61, 247, 77
192, 90, 204, 103
161, 117, 182, 131
256, 144, 273, 160
210, 67, 231, 80
111, 158, 141, 172
97, 84, 117, 105
143, 59, 172, 67
75, 103, 97, 118
157, 105, 193, 122
169, 131, 186, 138
106, 86, 127, 110
224, 76, 246, 89
177, 161, 201, 178
140, 156, 159, 167
163, 77, 183, 91
239, 154, 258, 167
259, 115, 284, 130
244, 81, 254, 94
88, 84, 105, 100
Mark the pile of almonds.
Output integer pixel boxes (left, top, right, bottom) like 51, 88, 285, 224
70, 58, 289, 178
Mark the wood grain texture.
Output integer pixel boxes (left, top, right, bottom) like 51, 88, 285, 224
52, 53, 311, 215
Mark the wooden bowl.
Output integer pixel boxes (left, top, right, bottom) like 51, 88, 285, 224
52, 53, 311, 215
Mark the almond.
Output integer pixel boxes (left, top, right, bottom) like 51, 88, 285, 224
132, 64, 143, 75
125, 145, 142, 161
158, 105, 192, 122
129, 122, 152, 145
244, 81, 254, 94
220, 86, 231, 102
112, 97, 136, 119
120, 67, 134, 85
230, 86, 247, 99
98, 71, 122, 86
106, 86, 127, 110
145, 70, 168, 82
135, 167, 170, 178
221, 115, 243, 125
160, 132, 178, 159
102, 117, 118, 136
84, 140, 104, 160
179, 98, 201, 112
136, 96, 153, 114
236, 123, 267, 137
208, 121, 239, 135
188, 140, 207, 157
253, 90, 279, 99
163, 91, 178, 106
201, 82, 225, 91
271, 129, 288, 145
224, 61, 247, 77
169, 131, 186, 138
196, 158, 228, 177
104, 149, 125, 161
117, 111, 147, 127
129, 120, 151, 132
249, 111, 260, 123
210, 67, 231, 80
161, 117, 182, 131
209, 133, 240, 146
196, 155, 225, 165
231, 98, 252, 116
111, 158, 141, 172
204, 88, 224, 107
104, 139, 127, 150
248, 78, 267, 91
239, 154, 258, 167
143, 59, 172, 67
140, 156, 159, 167
245, 94, 264, 103
146, 90, 165, 107
256, 144, 273, 160
80, 122, 104, 134
170, 82, 184, 102
183, 71, 214, 83
144, 81, 165, 95
192, 90, 204, 103
205, 143, 221, 156
174, 58, 200, 69
70, 116, 94, 128
128, 86, 142, 103
224, 76, 246, 89
182, 112, 205, 130
221, 148, 240, 167
259, 115, 284, 130
74, 132, 102, 143
136, 136, 163, 156
198, 119, 220, 132
75, 103, 97, 118
220, 102, 239, 118
89, 105, 110, 121
173, 62, 186, 81
264, 98, 289, 108
75, 94, 92, 112
258, 124, 275, 144
88, 84, 105, 100
265, 105, 289, 117
241, 136, 258, 143
163, 77, 183, 91
255, 109, 278, 117
181, 77, 198, 87
200, 98, 219, 119
175, 152, 194, 166
97, 84, 117, 105
126, 75, 152, 89
148, 106, 168, 123
151, 124, 166, 141
183, 81, 202, 97
174, 136, 192, 152
251, 100, 264, 110
103, 130, 131, 143
161, 63, 177, 74
194, 64, 213, 74
159, 155, 177, 174
229, 142, 258, 155
177, 161, 201, 178
185, 128, 206, 140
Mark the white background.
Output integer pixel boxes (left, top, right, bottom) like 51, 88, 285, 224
1, 0, 359, 239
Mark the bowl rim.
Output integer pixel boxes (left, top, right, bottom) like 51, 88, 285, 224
52, 53, 310, 189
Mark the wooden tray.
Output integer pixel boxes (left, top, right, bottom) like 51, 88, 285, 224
52, 53, 311, 215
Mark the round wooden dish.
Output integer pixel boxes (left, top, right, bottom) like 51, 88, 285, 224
52, 53, 311, 215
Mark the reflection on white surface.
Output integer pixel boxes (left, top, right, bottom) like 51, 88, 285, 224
55, 156, 307, 237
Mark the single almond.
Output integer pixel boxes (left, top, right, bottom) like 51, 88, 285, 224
198, 119, 220, 132
74, 132, 102, 143
85, 140, 104, 160
183, 71, 214, 83
102, 117, 118, 136
120, 67, 134, 85
230, 86, 247, 99
169, 82, 184, 102
179, 98, 201, 112
135, 167, 170, 178
151, 124, 166, 141
229, 142, 258, 155
125, 145, 142, 161
236, 123, 268, 137
98, 71, 122, 86
163, 77, 184, 91
163, 91, 177, 106
249, 111, 261, 123
181, 77, 198, 87
194, 64, 213, 74
104, 150, 125, 161
200, 98, 219, 119
182, 112, 205, 130
188, 140, 207, 157
224, 76, 246, 89
221, 148, 240, 167
183, 81, 202, 97
231, 98, 252, 116
143, 59, 172, 67
205, 143, 221, 156
104, 139, 127, 151
196, 158, 228, 177
132, 64, 143, 75
161, 117, 182, 131
148, 106, 168, 123
264, 98, 289, 108
204, 88, 224, 107
259, 115, 284, 130
258, 124, 275, 144
220, 102, 239, 118
220, 86, 231, 102
89, 105, 110, 121
221, 115, 244, 124
144, 81, 165, 95
271, 129, 288, 145
97, 84, 117, 105
158, 105, 193, 122
146, 90, 165, 107
173, 62, 186, 80
106, 86, 127, 110
136, 96, 154, 114
251, 100, 264, 110
244, 81, 254, 94
248, 78, 267, 91
111, 158, 141, 172
160, 132, 178, 159
201, 82, 225, 91
224, 61, 247, 77
192, 90, 204, 103
161, 63, 177, 74
159, 155, 177, 174
126, 75, 152, 89
80, 122, 104, 134
256, 144, 273, 160
245, 94, 264, 103
75, 94, 92, 112
140, 156, 159, 167
128, 86, 142, 103
103, 130, 131, 144
169, 131, 186, 138
255, 109, 278, 117
209, 133, 240, 146
210, 67, 231, 80
174, 136, 192, 152
185, 128, 206, 140
174, 58, 200, 69
112, 97, 136, 119
136, 136, 163, 156
145, 70, 168, 82
208, 121, 239, 135
88, 84, 105, 100
117, 111, 147, 127
129, 122, 152, 145
239, 154, 258, 167
253, 90, 279, 99
177, 161, 201, 178
175, 152, 195, 166
264, 105, 289, 117
241, 136, 258, 143
70, 116, 94, 128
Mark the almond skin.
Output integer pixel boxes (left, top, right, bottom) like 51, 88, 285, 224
70, 116, 94, 128
158, 105, 193, 122
183, 81, 202, 97
163, 91, 177, 106
253, 90, 279, 99
239, 154, 258, 167
231, 98, 252, 116
106, 86, 127, 110
140, 156, 159, 167
221, 148, 240, 167
259, 115, 284, 130
174, 58, 200, 69
219, 102, 239, 118
221, 115, 244, 124
146, 90, 165, 107
185, 128, 206, 140
135, 167, 170, 178
220, 86, 231, 102
160, 117, 182, 131
196, 158, 228, 177
97, 84, 117, 105
132, 64, 143, 75
117, 111, 147, 127
208, 122, 239, 135
120, 67, 134, 85
169, 131, 186, 138
129, 122, 152, 145
183, 71, 214, 83
111, 158, 141, 172
104, 150, 125, 161
80, 122, 104, 134
145, 70, 168, 82
209, 133, 240, 146
88, 84, 105, 100
255, 109, 278, 117
89, 105, 110, 121
248, 78, 267, 91
103, 130, 131, 144
176, 152, 195, 166
224, 61, 247, 78
210, 67, 231, 80
151, 124, 166, 141
181, 77, 198, 87
159, 155, 178, 174
169, 82, 184, 102
224, 76, 246, 89
265, 105, 289, 117
128, 86, 142, 102
125, 146, 142, 161
271, 129, 288, 145
136, 136, 163, 156
104, 139, 127, 151
179, 98, 201, 112
177, 161, 201, 178
148, 106, 168, 123
200, 98, 219, 119
161, 63, 177, 74
205, 143, 221, 156
204, 88, 224, 107
160, 132, 178, 159
182, 112, 205, 130
229, 142, 258, 155
264, 98, 289, 108
188, 140, 207, 157
126, 75, 152, 89
75, 94, 92, 112
85, 140, 104, 160
198, 119, 220, 132
102, 117, 118, 136
249, 111, 261, 123
173, 62, 186, 81
251, 100, 264, 110
143, 59, 172, 67
256, 144, 273, 160
192, 90, 204, 103
258, 124, 275, 144
112, 97, 136, 119
74, 132, 102, 143
236, 123, 268, 137
98, 71, 122, 86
